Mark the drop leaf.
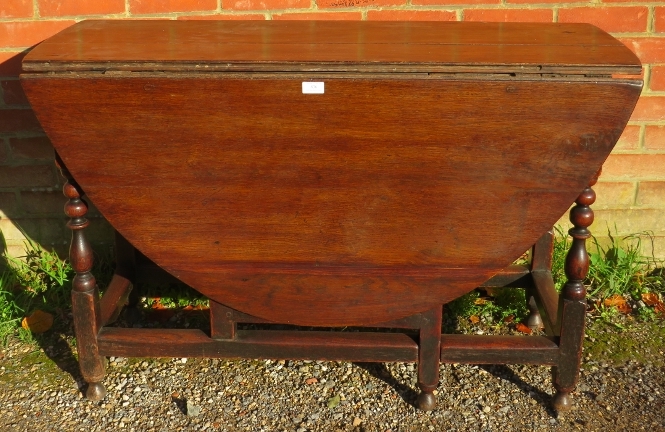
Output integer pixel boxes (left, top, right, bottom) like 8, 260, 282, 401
469, 315, 480, 324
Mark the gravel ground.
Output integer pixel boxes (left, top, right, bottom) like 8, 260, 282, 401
1, 315, 664, 432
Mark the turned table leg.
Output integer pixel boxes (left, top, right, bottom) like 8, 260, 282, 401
56, 154, 107, 400
552, 172, 598, 412
416, 305, 442, 411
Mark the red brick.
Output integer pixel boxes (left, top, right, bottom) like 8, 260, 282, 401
319, 0, 402, 8
0, 0, 33, 18
464, 9, 552, 23
0, 52, 26, 77
39, 0, 126, 16
592, 209, 665, 236
1, 217, 71, 246
9, 136, 54, 160
612, 70, 644, 81
593, 181, 636, 208
637, 181, 665, 208
414, 0, 497, 5
631, 96, 665, 122
558, 7, 647, 34
644, 125, 665, 151
21, 190, 65, 215
0, 21, 74, 48
650, 236, 665, 260
650, 65, 665, 92
619, 37, 665, 64
0, 192, 19, 218
0, 218, 31, 242
0, 140, 8, 164
223, 0, 309, 10
614, 125, 640, 151
178, 13, 266, 19
0, 165, 56, 188
273, 12, 362, 20
602, 154, 665, 179
0, 109, 43, 133
1, 80, 28, 105
130, 0, 217, 14
367, 10, 457, 21
506, 0, 578, 3
656, 6, 665, 33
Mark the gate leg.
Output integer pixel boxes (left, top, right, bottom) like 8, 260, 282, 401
416, 305, 442, 411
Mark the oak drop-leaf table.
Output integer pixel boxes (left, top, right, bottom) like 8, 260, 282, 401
20, 20, 642, 412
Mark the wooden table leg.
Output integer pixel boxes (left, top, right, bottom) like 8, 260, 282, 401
56, 154, 107, 401
416, 305, 442, 410
552, 172, 598, 412
527, 230, 554, 330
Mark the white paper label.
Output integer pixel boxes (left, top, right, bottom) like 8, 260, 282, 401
302, 82, 324, 94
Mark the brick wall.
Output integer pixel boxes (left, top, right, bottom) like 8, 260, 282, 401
0, 0, 664, 259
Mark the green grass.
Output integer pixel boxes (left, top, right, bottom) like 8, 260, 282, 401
0, 239, 73, 344
0, 238, 115, 345
553, 226, 664, 299
449, 226, 664, 327
587, 229, 664, 299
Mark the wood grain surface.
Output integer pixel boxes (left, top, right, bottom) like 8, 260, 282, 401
22, 20, 641, 74
98, 328, 419, 362
21, 73, 641, 325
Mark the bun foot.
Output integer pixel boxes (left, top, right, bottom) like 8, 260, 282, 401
416, 391, 437, 411
552, 390, 572, 412
526, 312, 543, 331
86, 382, 107, 401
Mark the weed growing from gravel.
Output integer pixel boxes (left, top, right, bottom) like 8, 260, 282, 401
588, 230, 664, 299
581, 228, 663, 322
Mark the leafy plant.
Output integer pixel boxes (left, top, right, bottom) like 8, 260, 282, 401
446, 287, 528, 326
0, 239, 73, 343
552, 225, 664, 322
139, 283, 209, 310
5, 240, 73, 294
551, 226, 571, 292
587, 229, 650, 299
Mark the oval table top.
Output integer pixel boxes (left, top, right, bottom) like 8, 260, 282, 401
21, 21, 642, 326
